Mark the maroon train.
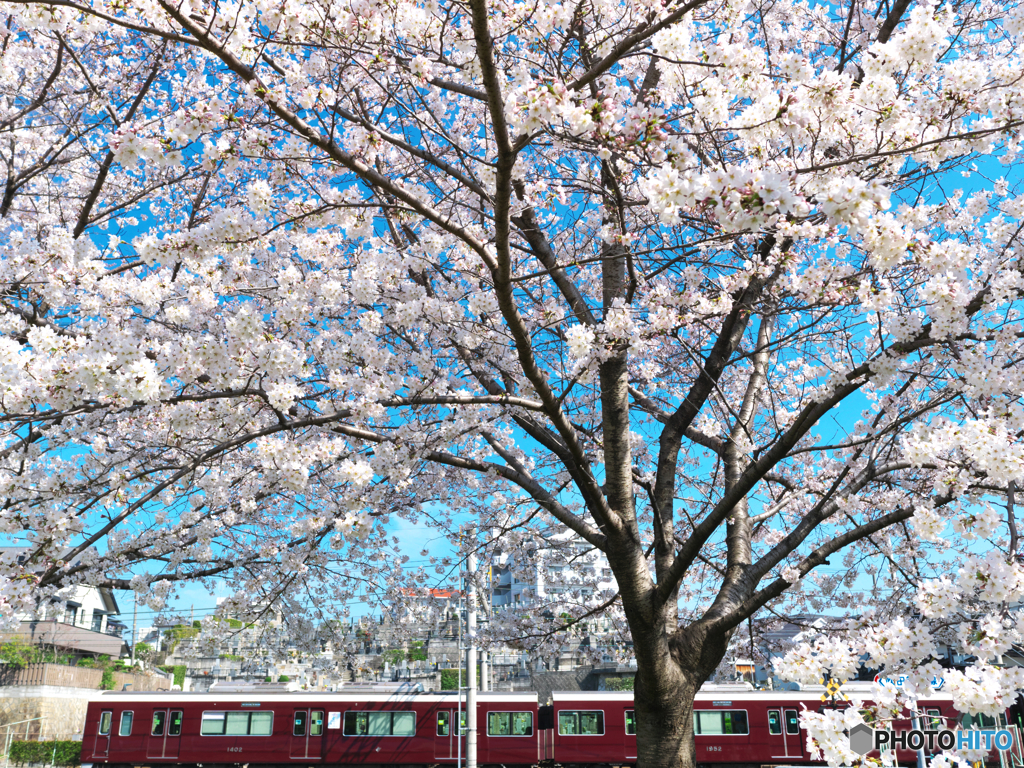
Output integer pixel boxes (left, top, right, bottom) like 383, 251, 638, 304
79, 686, 1004, 768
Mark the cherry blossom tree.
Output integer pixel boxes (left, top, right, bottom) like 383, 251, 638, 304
1, 0, 1024, 763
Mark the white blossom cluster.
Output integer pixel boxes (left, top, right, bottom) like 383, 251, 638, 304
0, 0, 1022, 761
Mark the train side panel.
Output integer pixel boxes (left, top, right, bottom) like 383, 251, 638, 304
81, 687, 1007, 768
82, 692, 539, 768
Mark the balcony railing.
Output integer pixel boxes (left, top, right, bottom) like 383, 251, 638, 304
13, 620, 127, 656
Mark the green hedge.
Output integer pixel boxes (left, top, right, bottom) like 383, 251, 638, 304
441, 668, 472, 690
160, 664, 186, 687
8, 740, 81, 765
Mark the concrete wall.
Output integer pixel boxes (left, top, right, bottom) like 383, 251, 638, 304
0, 686, 93, 741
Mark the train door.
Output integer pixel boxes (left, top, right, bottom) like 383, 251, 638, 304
146, 710, 182, 759
784, 709, 801, 756
290, 709, 324, 760
624, 709, 638, 761
94, 711, 112, 758
163, 710, 182, 759
766, 708, 800, 759
434, 709, 465, 761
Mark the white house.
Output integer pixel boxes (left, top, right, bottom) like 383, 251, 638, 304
0, 547, 127, 658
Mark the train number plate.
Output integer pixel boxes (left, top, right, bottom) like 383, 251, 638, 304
707, 746, 723, 752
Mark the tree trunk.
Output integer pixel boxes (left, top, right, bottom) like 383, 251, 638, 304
632, 620, 733, 768
635, 677, 699, 768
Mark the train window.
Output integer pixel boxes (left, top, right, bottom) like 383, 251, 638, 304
768, 710, 782, 735
119, 712, 133, 737
343, 711, 416, 736
294, 711, 307, 737
226, 713, 251, 735
961, 713, 1002, 729
487, 712, 533, 736
926, 709, 943, 730
785, 710, 799, 735
152, 711, 166, 737
558, 711, 604, 736
436, 712, 466, 736
250, 713, 274, 735
625, 710, 636, 736
202, 713, 225, 735
99, 712, 112, 736
311, 711, 324, 737
393, 713, 415, 736
169, 712, 183, 737
201, 711, 274, 736
694, 710, 748, 735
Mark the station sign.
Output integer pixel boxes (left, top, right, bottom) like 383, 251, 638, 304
873, 674, 944, 690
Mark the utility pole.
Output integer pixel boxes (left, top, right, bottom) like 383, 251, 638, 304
480, 561, 490, 692
456, 609, 462, 768
131, 596, 138, 666
466, 528, 478, 768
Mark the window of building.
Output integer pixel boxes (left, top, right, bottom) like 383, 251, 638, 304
98, 712, 112, 735
693, 710, 748, 735
487, 712, 533, 736
768, 710, 782, 735
118, 712, 133, 737
152, 711, 166, 736
785, 709, 799, 735
169, 711, 183, 736
343, 711, 416, 737
625, 710, 636, 736
558, 711, 604, 736
201, 711, 274, 736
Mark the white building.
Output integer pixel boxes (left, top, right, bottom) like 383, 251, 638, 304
490, 527, 617, 608
0, 547, 127, 658
488, 527, 628, 669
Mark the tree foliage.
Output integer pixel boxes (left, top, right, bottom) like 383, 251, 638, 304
0, 0, 1023, 763
0, 639, 74, 668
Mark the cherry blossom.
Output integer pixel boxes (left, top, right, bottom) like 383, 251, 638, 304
0, 0, 1022, 764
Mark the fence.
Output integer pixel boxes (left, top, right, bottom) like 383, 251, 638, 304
0, 667, 99, 689
1001, 725, 1024, 768
110, 670, 170, 691
0, 664, 169, 691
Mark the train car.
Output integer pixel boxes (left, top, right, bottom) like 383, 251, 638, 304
547, 687, 972, 768
80, 685, 1011, 768
81, 690, 539, 768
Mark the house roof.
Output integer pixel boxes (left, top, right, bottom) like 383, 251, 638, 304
398, 588, 460, 599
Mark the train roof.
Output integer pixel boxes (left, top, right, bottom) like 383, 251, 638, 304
551, 688, 953, 703
92, 691, 538, 704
